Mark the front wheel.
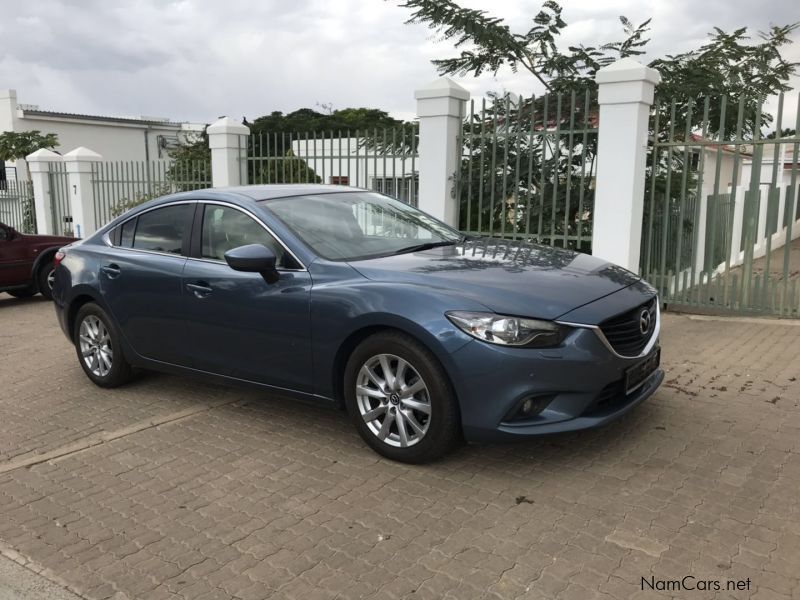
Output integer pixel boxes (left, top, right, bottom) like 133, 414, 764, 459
73, 303, 133, 388
344, 331, 461, 463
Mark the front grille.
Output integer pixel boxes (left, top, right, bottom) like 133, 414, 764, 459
599, 298, 657, 357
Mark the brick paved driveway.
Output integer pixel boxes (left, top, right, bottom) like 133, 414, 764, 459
1, 295, 798, 600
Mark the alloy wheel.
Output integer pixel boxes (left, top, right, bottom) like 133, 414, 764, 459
46, 268, 56, 290
78, 315, 113, 377
355, 353, 431, 448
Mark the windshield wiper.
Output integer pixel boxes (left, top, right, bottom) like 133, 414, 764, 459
392, 241, 457, 255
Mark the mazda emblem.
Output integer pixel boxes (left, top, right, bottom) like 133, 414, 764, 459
639, 309, 651, 335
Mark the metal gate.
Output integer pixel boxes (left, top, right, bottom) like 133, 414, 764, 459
641, 93, 800, 317
0, 180, 36, 233
48, 162, 73, 236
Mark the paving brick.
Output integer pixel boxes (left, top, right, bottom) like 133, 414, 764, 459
1, 301, 799, 600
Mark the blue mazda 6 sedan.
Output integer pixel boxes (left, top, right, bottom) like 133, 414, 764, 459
53, 185, 663, 463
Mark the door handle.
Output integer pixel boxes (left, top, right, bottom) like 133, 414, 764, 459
186, 282, 213, 298
100, 263, 121, 279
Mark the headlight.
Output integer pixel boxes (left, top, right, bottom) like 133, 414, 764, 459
446, 311, 566, 347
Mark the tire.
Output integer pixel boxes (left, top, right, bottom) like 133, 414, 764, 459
36, 261, 56, 300
344, 331, 461, 463
73, 302, 133, 388
7, 288, 36, 298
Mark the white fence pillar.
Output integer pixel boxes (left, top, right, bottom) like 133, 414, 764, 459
64, 147, 101, 238
593, 58, 661, 272
25, 148, 62, 235
415, 78, 469, 225
207, 117, 249, 188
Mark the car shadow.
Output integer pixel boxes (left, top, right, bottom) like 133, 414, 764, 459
0, 294, 50, 308
119, 368, 669, 481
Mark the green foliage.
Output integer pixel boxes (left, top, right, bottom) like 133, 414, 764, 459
766, 128, 797, 139
168, 130, 210, 163
251, 107, 402, 138
652, 24, 799, 136
0, 130, 59, 162
401, 0, 651, 95
164, 131, 212, 189
400, 0, 798, 137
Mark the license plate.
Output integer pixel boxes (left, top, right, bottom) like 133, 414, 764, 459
624, 348, 660, 394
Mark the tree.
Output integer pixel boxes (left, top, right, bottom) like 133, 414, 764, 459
0, 130, 59, 175
766, 128, 797, 139
401, 0, 798, 135
250, 107, 402, 138
400, 0, 799, 255
0, 130, 58, 232
401, 0, 650, 95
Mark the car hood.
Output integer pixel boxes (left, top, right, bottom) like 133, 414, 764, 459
347, 238, 640, 320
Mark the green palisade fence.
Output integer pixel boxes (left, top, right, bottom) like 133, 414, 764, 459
247, 128, 419, 206
642, 93, 800, 318
456, 91, 598, 252
91, 159, 211, 228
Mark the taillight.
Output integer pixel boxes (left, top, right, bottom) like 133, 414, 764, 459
53, 250, 66, 267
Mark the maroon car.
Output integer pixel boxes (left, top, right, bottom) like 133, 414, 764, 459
0, 221, 75, 300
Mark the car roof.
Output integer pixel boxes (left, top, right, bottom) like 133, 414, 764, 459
213, 184, 366, 201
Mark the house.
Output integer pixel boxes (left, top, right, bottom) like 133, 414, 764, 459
0, 89, 205, 181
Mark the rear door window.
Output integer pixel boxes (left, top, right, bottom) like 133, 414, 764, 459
120, 218, 136, 247
132, 205, 192, 255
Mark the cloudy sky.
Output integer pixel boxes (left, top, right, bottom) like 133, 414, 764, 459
1, 0, 798, 125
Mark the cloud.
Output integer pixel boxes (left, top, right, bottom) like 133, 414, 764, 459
0, 0, 797, 125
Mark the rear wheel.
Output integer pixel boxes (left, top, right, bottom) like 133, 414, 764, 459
36, 261, 56, 300
73, 303, 133, 388
344, 331, 461, 463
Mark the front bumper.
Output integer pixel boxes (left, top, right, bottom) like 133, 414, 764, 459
448, 323, 664, 443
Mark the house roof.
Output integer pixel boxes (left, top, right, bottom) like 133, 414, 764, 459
19, 108, 191, 128
689, 133, 750, 156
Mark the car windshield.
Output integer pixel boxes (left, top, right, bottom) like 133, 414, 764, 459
260, 192, 462, 261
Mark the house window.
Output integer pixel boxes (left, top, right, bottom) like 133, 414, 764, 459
330, 176, 349, 185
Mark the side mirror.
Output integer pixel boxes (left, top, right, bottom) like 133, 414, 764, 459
224, 244, 279, 283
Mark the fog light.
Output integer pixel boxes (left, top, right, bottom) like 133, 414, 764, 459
504, 394, 555, 423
